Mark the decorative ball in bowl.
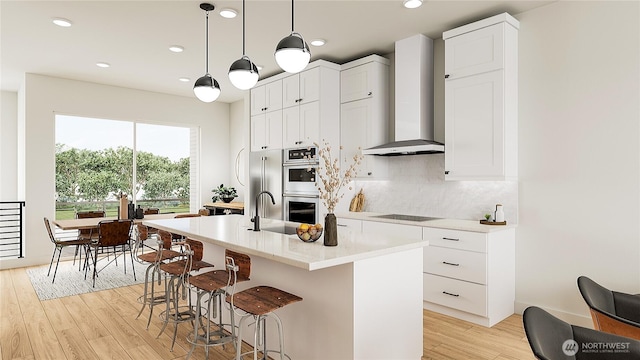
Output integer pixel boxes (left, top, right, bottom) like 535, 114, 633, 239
296, 223, 323, 242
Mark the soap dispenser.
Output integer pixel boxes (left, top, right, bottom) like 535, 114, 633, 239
494, 204, 505, 223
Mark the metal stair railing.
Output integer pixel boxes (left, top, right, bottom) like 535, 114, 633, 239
0, 201, 25, 259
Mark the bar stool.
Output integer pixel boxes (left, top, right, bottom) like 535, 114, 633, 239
185, 250, 251, 359
229, 285, 302, 360
157, 238, 214, 351
134, 228, 181, 329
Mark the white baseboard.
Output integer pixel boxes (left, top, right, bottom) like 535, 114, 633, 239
514, 301, 593, 328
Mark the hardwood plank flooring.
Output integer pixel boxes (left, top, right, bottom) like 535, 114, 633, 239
1, 264, 534, 359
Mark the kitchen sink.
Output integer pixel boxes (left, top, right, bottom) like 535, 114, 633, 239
371, 214, 441, 222
261, 225, 298, 235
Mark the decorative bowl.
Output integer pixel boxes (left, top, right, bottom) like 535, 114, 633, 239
221, 196, 235, 203
296, 223, 323, 242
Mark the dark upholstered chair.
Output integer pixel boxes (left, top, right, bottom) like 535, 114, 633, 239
76, 210, 105, 241
523, 306, 640, 360
577, 276, 640, 340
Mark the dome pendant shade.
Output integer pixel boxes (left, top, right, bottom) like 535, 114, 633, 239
275, 32, 310, 74
229, 56, 259, 90
193, 74, 221, 102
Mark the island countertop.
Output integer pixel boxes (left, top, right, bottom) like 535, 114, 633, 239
143, 214, 428, 271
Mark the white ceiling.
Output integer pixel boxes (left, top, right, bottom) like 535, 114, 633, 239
1, 0, 554, 103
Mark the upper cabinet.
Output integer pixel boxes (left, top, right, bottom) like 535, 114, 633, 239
250, 81, 282, 116
443, 13, 519, 181
249, 60, 340, 152
282, 67, 321, 109
340, 55, 390, 178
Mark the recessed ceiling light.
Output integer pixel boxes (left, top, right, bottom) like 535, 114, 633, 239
169, 45, 184, 53
403, 0, 423, 9
179, 77, 190, 82
52, 18, 72, 27
310, 39, 326, 47
96, 62, 110, 68
219, 8, 237, 18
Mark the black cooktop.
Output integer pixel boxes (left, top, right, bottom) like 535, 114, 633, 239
371, 214, 441, 222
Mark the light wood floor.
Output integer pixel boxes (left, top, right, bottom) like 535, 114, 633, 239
0, 264, 535, 360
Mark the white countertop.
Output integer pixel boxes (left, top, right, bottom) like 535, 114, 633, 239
337, 211, 518, 233
143, 215, 428, 271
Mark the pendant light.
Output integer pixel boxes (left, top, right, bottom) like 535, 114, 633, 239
194, 3, 221, 102
274, 0, 310, 74
228, 0, 259, 90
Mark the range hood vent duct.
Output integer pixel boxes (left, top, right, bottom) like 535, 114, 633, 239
362, 34, 443, 156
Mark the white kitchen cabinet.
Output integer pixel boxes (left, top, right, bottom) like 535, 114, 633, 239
250, 81, 282, 116
422, 227, 515, 327
282, 67, 321, 109
250, 111, 283, 151
443, 13, 519, 181
283, 102, 320, 148
248, 60, 340, 153
362, 220, 422, 240
340, 55, 389, 179
336, 217, 362, 232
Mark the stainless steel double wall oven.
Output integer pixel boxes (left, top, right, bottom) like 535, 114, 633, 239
282, 147, 320, 225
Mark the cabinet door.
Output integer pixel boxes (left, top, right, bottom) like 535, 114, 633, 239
299, 67, 320, 104
282, 106, 301, 148
445, 23, 505, 79
282, 74, 300, 109
340, 99, 386, 178
445, 70, 504, 180
341, 64, 374, 103
250, 114, 267, 151
299, 101, 320, 147
265, 81, 283, 113
265, 110, 283, 150
250, 85, 266, 116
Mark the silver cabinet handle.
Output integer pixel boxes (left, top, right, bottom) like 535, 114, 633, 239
337, 224, 347, 227
367, 91, 373, 96
442, 291, 459, 297
442, 237, 459, 241
442, 261, 459, 266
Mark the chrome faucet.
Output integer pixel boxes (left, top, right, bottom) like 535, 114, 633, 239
251, 190, 275, 231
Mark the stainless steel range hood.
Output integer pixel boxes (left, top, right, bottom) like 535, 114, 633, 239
362, 34, 444, 156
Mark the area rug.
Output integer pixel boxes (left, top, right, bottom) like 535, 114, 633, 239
26, 258, 147, 301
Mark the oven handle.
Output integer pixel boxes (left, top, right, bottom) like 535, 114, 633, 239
282, 161, 319, 167
283, 193, 319, 199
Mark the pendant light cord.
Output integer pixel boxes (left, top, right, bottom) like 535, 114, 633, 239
291, 0, 294, 32
242, 0, 246, 55
205, 10, 209, 74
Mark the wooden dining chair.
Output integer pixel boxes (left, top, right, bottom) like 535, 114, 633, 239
44, 217, 92, 283
76, 210, 105, 241
87, 219, 135, 287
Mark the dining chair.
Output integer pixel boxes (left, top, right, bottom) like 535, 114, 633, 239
44, 217, 92, 283
577, 276, 640, 340
87, 219, 135, 287
523, 306, 640, 359
76, 210, 105, 241
144, 207, 160, 215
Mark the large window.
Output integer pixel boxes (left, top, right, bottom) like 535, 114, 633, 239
54, 115, 196, 219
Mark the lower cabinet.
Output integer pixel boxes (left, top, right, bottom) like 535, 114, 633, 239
422, 227, 515, 327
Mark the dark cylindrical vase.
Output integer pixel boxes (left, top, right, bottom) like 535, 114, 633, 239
324, 213, 338, 246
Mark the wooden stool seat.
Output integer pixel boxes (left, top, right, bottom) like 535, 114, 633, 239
230, 286, 302, 316
137, 249, 181, 263
159, 259, 214, 275
188, 269, 230, 291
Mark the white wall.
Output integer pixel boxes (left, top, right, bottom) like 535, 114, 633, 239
0, 74, 230, 269
0, 91, 18, 200
514, 1, 639, 325
228, 100, 247, 201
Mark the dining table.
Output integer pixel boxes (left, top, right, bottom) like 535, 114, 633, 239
51, 213, 177, 231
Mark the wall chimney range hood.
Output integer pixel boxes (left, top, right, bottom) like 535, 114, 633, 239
362, 34, 444, 156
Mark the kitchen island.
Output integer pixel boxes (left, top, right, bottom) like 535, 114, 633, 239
144, 214, 427, 360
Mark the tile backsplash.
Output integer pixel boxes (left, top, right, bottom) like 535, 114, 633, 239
351, 154, 518, 224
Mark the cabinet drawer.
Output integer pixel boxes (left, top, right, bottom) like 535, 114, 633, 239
423, 273, 487, 316
423, 228, 486, 253
362, 220, 422, 240
336, 218, 362, 232
424, 246, 486, 284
